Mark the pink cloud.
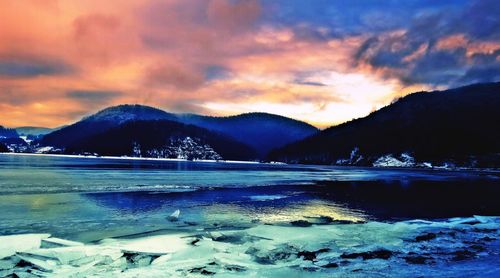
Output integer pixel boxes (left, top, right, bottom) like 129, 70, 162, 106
0, 0, 443, 128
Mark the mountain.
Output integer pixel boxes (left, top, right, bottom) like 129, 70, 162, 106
40, 104, 318, 158
0, 125, 18, 138
177, 113, 318, 156
268, 82, 500, 168
41, 105, 176, 148
0, 125, 28, 152
0, 143, 8, 152
65, 120, 257, 160
15, 126, 57, 137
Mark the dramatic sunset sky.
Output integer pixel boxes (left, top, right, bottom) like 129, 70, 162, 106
0, 0, 498, 128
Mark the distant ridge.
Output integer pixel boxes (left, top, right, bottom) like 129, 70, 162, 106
177, 112, 319, 156
15, 126, 55, 136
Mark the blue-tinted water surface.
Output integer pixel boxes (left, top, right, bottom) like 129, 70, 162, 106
0, 154, 499, 242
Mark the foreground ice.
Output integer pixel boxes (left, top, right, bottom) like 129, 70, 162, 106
0, 234, 50, 260
0, 216, 499, 277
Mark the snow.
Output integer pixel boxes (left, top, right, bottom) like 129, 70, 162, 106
373, 153, 416, 167
19, 136, 32, 144
35, 146, 58, 154
144, 136, 223, 161
1, 152, 261, 165
336, 147, 364, 165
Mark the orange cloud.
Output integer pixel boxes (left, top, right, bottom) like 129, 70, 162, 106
1, 0, 478, 129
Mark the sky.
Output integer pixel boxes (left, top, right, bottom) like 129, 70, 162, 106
0, 0, 498, 128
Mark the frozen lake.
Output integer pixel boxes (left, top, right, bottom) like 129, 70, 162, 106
0, 153, 499, 276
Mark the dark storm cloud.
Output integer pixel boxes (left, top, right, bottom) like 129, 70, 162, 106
264, 0, 469, 37
293, 80, 327, 87
66, 90, 122, 105
461, 0, 500, 40
403, 48, 468, 86
204, 65, 232, 81
0, 59, 72, 78
458, 64, 500, 85
353, 0, 500, 86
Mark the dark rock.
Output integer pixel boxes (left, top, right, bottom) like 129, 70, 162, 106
332, 220, 357, 225
191, 239, 200, 246
451, 250, 476, 261
438, 231, 456, 237
253, 256, 274, 265
323, 262, 339, 268
272, 251, 294, 261
290, 220, 312, 227
461, 220, 481, 225
317, 216, 334, 224
415, 233, 437, 242
298, 251, 317, 261
184, 221, 198, 226
15, 260, 32, 268
123, 253, 154, 268
302, 266, 319, 272
246, 245, 299, 265
224, 265, 246, 272
297, 248, 330, 261
189, 267, 215, 275
200, 269, 215, 275
341, 249, 393, 260
473, 228, 497, 233
209, 232, 263, 244
404, 255, 432, 264
469, 244, 486, 252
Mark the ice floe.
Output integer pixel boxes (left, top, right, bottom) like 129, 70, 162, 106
0, 216, 499, 277
0, 233, 50, 260
41, 237, 84, 248
167, 209, 181, 222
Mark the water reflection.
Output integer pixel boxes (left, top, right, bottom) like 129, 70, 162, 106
83, 178, 500, 222
1, 154, 500, 242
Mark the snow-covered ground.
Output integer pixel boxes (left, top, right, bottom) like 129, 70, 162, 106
373, 153, 416, 168
1, 152, 261, 165
1, 216, 499, 277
